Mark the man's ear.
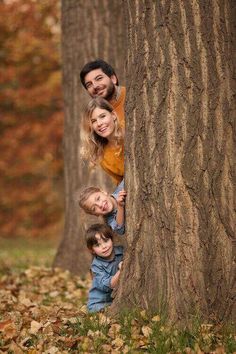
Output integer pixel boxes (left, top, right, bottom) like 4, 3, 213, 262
111, 74, 118, 85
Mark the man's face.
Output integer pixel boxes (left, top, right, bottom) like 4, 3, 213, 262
84, 68, 117, 100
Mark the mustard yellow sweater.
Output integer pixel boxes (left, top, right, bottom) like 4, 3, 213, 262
100, 87, 126, 185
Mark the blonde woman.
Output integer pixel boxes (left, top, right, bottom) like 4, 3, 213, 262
81, 97, 124, 185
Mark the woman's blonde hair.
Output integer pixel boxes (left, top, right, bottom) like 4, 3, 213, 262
80, 97, 124, 165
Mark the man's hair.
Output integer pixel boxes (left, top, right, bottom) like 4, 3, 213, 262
85, 223, 113, 250
74, 186, 101, 215
80, 59, 119, 88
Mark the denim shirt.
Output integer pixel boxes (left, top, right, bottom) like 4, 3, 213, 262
87, 246, 123, 312
104, 179, 125, 235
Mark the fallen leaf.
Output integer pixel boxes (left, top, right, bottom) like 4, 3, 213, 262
142, 325, 152, 337
29, 320, 43, 334
152, 315, 160, 322
111, 337, 124, 348
8, 341, 24, 354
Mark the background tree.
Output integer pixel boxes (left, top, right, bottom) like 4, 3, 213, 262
53, 0, 125, 274
112, 0, 235, 322
0, 0, 63, 239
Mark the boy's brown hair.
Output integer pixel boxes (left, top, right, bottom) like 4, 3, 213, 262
74, 186, 101, 215
85, 223, 113, 250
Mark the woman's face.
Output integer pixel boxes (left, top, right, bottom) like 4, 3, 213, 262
90, 107, 116, 140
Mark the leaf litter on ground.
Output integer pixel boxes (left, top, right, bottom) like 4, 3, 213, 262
0, 266, 235, 353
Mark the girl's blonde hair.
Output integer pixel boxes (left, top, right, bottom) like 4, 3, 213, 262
80, 97, 124, 165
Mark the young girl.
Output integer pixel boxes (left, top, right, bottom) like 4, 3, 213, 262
86, 223, 123, 312
76, 178, 126, 235
80, 97, 124, 185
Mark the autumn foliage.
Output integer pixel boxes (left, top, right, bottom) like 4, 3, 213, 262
0, 0, 63, 238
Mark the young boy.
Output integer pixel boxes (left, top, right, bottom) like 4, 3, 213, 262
86, 223, 123, 312
76, 179, 126, 235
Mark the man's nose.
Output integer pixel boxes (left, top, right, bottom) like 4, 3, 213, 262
92, 81, 100, 90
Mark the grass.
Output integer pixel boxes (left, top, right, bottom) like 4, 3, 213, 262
0, 236, 58, 273
0, 237, 235, 353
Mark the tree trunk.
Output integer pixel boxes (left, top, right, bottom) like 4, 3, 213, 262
54, 0, 125, 275
112, 0, 235, 322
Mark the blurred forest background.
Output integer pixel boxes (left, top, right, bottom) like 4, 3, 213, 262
0, 0, 63, 241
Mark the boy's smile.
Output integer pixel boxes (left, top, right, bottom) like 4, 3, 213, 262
92, 233, 114, 260
86, 191, 116, 216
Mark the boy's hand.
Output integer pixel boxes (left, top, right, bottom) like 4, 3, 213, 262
117, 190, 127, 207
118, 261, 123, 270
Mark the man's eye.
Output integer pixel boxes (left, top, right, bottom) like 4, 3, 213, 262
85, 83, 91, 89
96, 76, 103, 81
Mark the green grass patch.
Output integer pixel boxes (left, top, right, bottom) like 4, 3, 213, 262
0, 237, 58, 273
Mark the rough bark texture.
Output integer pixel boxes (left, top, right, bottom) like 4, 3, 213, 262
54, 0, 125, 274
112, 0, 236, 321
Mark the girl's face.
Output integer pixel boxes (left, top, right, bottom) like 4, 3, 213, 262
85, 191, 115, 216
90, 107, 116, 140
92, 233, 114, 259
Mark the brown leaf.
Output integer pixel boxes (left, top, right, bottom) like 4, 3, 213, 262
141, 325, 153, 337
29, 320, 43, 334
0, 319, 18, 339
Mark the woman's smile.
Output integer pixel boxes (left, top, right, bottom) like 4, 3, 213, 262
91, 107, 116, 140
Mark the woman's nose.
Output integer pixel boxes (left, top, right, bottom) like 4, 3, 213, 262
97, 118, 102, 126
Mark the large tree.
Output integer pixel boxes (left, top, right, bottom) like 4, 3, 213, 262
112, 0, 235, 321
54, 1, 125, 274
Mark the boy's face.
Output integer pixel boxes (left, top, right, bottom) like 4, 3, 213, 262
91, 233, 114, 260
86, 191, 115, 216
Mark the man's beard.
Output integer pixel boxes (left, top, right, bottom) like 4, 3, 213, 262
103, 82, 116, 101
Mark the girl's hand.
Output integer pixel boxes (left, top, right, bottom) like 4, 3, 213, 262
117, 190, 127, 207
118, 261, 123, 270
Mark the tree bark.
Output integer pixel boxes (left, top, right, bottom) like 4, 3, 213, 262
54, 0, 125, 274
112, 0, 236, 322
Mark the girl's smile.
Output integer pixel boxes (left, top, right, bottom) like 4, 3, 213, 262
85, 191, 116, 216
